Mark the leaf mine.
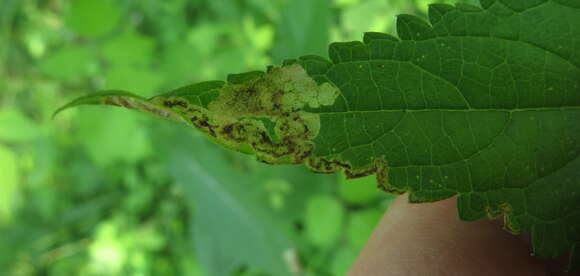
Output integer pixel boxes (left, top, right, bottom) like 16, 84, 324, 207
56, 64, 340, 165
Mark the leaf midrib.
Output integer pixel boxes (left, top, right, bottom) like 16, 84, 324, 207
315, 106, 580, 115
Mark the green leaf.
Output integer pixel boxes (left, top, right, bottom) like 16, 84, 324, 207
164, 135, 294, 276
104, 65, 164, 97
55, 0, 580, 269
102, 31, 156, 67
38, 46, 94, 80
0, 109, 41, 142
339, 0, 397, 41
75, 108, 152, 166
0, 144, 19, 224
338, 174, 386, 205
271, 0, 331, 63
64, 0, 121, 38
305, 195, 345, 248
160, 42, 203, 86
346, 208, 383, 250
330, 246, 359, 276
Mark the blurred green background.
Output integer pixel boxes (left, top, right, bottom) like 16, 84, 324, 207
0, 0, 473, 275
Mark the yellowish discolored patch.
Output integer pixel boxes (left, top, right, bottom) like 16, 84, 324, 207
154, 64, 340, 164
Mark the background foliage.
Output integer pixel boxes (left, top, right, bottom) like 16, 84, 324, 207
0, 0, 473, 275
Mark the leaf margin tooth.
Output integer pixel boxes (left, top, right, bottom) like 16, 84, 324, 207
363, 32, 399, 44
396, 14, 436, 41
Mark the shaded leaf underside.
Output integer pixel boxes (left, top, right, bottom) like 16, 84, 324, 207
55, 0, 580, 269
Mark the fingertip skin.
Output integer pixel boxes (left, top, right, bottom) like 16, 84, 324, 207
348, 195, 548, 276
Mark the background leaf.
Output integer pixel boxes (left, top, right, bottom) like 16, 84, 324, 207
38, 47, 95, 80
338, 175, 385, 205
168, 138, 293, 276
271, 0, 331, 63
0, 108, 42, 142
0, 144, 20, 224
64, 0, 122, 38
305, 195, 345, 249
